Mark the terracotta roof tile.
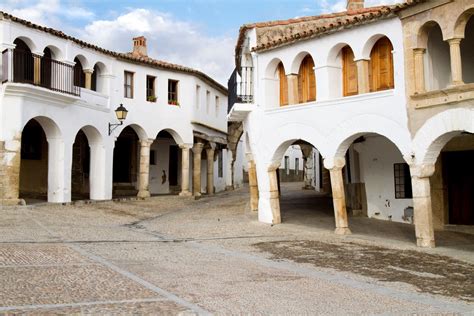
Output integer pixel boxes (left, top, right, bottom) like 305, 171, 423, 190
0, 11, 227, 94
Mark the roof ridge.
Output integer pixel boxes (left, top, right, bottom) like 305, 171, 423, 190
0, 10, 227, 94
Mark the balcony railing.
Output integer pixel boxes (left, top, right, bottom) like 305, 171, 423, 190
228, 67, 253, 113
2, 49, 80, 97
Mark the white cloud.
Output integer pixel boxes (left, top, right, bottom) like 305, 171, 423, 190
80, 8, 235, 85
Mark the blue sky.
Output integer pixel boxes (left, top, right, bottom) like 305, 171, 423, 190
2, 0, 400, 84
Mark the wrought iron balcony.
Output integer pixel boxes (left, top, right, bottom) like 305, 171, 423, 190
2, 48, 80, 97
228, 66, 253, 113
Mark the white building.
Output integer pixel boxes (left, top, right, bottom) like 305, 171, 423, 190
0, 11, 240, 204
228, 0, 474, 247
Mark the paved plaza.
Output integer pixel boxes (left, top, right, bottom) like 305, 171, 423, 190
0, 183, 473, 314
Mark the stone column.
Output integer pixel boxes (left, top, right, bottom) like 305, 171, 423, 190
447, 38, 464, 86
287, 74, 299, 105
247, 157, 259, 211
137, 139, 152, 199
84, 69, 93, 90
206, 144, 215, 195
325, 157, 351, 235
33, 56, 41, 85
413, 48, 426, 94
410, 164, 436, 248
268, 168, 281, 223
179, 144, 192, 197
0, 136, 22, 205
356, 59, 370, 94
300, 145, 314, 190
192, 142, 204, 199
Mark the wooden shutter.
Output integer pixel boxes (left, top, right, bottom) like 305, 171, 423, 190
342, 46, 358, 96
369, 37, 394, 92
297, 55, 316, 103
278, 63, 288, 106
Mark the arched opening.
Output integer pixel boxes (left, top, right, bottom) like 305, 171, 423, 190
74, 57, 85, 88
13, 38, 34, 83
297, 55, 316, 103
342, 45, 358, 96
19, 119, 49, 203
113, 126, 139, 197
149, 130, 182, 195
429, 133, 474, 228
91, 62, 106, 93
270, 140, 334, 229
41, 47, 53, 89
423, 23, 451, 91
71, 130, 90, 200
278, 62, 288, 107
369, 37, 394, 92
461, 16, 474, 83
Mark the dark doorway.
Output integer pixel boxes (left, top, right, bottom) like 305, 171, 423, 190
71, 130, 90, 200
113, 127, 138, 183
444, 151, 474, 225
20, 119, 48, 201
169, 145, 179, 186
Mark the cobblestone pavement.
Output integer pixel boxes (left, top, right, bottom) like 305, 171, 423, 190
0, 184, 473, 315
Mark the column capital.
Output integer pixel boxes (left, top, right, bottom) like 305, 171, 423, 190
179, 143, 193, 150
446, 37, 463, 45
354, 58, 370, 62
323, 157, 345, 170
139, 139, 154, 147
83, 68, 94, 74
192, 142, 204, 154
207, 142, 216, 150
413, 47, 426, 55
409, 164, 435, 179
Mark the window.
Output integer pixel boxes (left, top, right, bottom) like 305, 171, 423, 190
369, 37, 394, 92
297, 55, 316, 103
278, 62, 288, 106
196, 85, 201, 109
168, 79, 179, 105
218, 149, 223, 178
284, 156, 289, 175
394, 163, 413, 199
146, 75, 156, 102
342, 46, 358, 96
124, 71, 134, 98
206, 90, 211, 114
150, 150, 156, 165
295, 158, 299, 175
215, 96, 220, 117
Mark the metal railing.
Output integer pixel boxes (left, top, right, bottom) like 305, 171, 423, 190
227, 66, 253, 113
2, 49, 80, 97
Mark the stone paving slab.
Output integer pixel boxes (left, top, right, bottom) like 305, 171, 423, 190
0, 244, 92, 266
0, 299, 190, 315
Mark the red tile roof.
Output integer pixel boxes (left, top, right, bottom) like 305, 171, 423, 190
0, 11, 227, 94
235, 0, 425, 67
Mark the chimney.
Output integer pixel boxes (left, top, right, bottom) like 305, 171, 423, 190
347, 0, 364, 11
132, 36, 147, 57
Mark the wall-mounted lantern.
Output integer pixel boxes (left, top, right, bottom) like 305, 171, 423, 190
108, 104, 128, 135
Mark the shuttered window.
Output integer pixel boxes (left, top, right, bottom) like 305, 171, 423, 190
342, 46, 358, 96
369, 37, 394, 92
278, 62, 288, 107
297, 55, 316, 103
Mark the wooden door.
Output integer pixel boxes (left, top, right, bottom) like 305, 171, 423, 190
298, 55, 316, 103
342, 46, 358, 96
443, 151, 474, 225
369, 37, 394, 92
278, 63, 288, 106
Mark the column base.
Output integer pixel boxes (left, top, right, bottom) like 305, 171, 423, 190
137, 190, 151, 199
225, 185, 234, 191
0, 198, 26, 206
179, 191, 193, 197
193, 193, 201, 200
416, 237, 435, 248
334, 227, 352, 235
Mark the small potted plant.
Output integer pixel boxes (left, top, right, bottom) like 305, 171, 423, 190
147, 95, 157, 102
169, 99, 180, 106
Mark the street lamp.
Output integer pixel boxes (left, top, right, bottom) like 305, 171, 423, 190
108, 104, 128, 136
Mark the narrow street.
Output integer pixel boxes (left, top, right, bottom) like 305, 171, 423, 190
0, 184, 472, 314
